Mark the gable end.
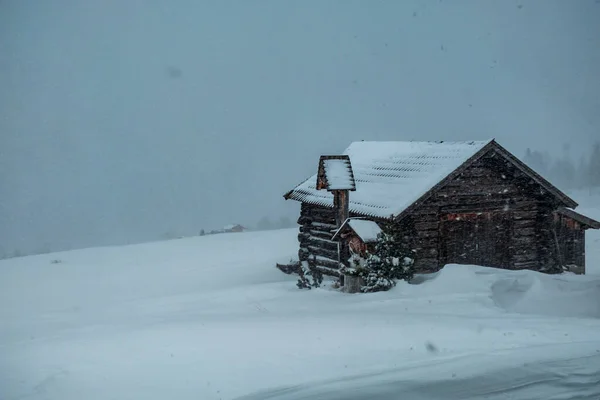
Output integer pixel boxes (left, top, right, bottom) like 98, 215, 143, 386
394, 140, 578, 221
490, 141, 577, 209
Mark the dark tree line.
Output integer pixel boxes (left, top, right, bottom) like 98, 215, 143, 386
523, 142, 600, 191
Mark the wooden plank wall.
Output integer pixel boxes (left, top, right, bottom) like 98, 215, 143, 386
553, 214, 585, 272
411, 150, 562, 272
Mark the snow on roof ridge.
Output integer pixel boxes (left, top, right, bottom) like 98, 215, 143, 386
345, 139, 494, 149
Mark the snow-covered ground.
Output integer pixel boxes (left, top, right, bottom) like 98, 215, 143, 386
1, 224, 600, 399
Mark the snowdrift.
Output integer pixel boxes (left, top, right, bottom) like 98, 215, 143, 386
409, 264, 600, 319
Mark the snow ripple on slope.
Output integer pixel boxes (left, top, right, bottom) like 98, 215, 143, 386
236, 344, 600, 400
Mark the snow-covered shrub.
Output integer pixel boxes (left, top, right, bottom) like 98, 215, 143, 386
349, 253, 367, 269
348, 223, 415, 293
361, 254, 414, 292
297, 261, 323, 289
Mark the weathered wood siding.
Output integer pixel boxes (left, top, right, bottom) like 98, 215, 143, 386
410, 149, 564, 273
553, 213, 586, 273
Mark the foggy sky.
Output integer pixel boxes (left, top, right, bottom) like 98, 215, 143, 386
1, 0, 599, 255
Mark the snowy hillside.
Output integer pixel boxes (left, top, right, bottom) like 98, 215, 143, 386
1, 228, 600, 400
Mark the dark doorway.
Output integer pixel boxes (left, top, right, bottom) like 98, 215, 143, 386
440, 212, 512, 268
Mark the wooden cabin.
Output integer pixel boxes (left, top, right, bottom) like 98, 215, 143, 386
284, 139, 599, 276
223, 224, 247, 233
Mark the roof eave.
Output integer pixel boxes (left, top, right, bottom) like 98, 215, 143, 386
556, 207, 600, 229
283, 175, 316, 201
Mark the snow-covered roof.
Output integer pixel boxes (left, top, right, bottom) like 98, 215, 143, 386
286, 140, 494, 219
333, 218, 382, 243
223, 224, 244, 230
556, 208, 600, 229
318, 156, 356, 191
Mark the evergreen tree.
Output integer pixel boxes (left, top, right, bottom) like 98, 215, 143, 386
523, 148, 533, 165
278, 216, 293, 229
576, 158, 588, 189
296, 261, 323, 289
257, 216, 273, 231
352, 222, 415, 293
589, 142, 600, 188
551, 157, 576, 190
523, 148, 549, 176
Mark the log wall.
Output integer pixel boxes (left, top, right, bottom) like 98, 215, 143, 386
297, 203, 342, 277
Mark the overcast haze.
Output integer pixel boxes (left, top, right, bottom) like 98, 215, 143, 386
1, 0, 599, 255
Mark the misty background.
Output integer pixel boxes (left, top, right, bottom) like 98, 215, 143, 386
1, 1, 599, 257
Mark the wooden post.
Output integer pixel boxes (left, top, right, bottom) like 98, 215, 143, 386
581, 232, 586, 274
334, 190, 350, 266
333, 190, 349, 227
343, 275, 364, 293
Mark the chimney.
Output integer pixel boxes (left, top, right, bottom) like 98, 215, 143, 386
316, 155, 356, 226
333, 190, 349, 228
316, 155, 356, 266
